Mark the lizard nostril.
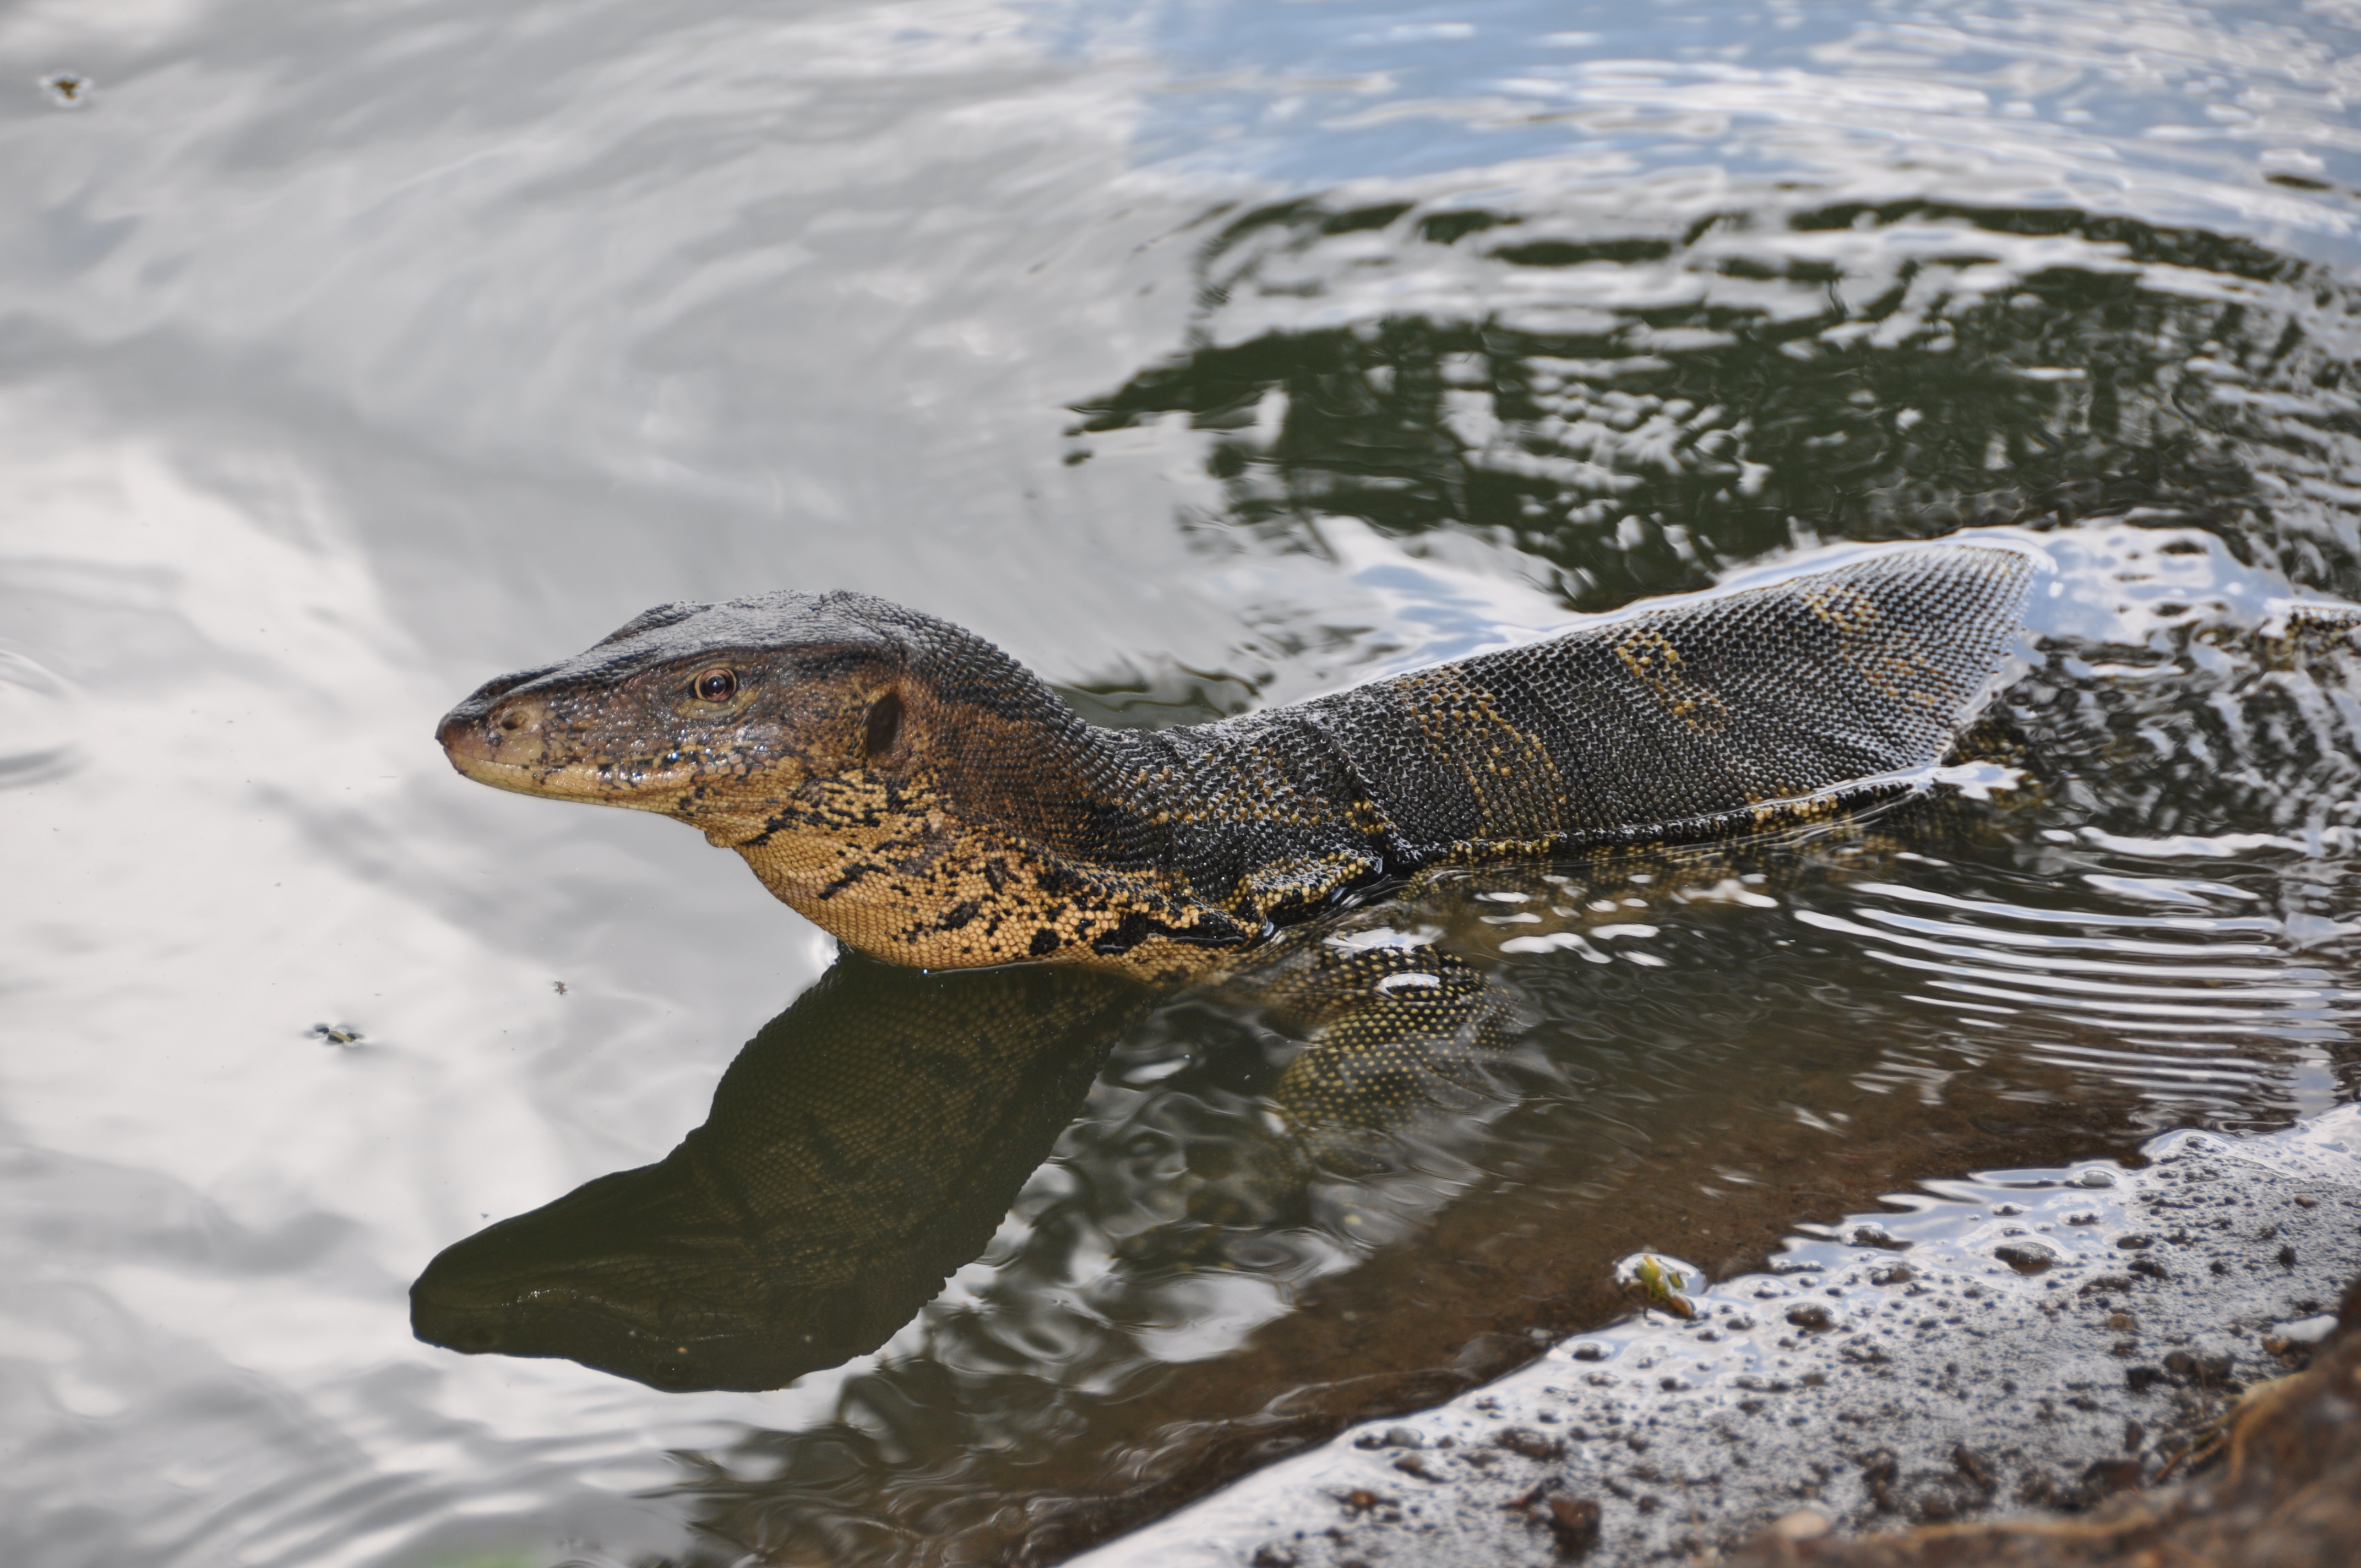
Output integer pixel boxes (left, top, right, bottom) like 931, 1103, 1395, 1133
438, 694, 550, 770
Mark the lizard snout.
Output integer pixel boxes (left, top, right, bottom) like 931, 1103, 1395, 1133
438, 692, 552, 770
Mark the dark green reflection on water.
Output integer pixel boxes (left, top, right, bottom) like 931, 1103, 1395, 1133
413, 932, 1540, 1393
1078, 199, 2361, 609
411, 960, 1146, 1392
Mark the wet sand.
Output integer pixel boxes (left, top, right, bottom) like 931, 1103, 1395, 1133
1727, 1273, 2361, 1567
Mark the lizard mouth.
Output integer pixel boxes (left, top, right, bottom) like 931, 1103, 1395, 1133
408, 1147, 878, 1394
411, 1249, 785, 1393
434, 691, 700, 809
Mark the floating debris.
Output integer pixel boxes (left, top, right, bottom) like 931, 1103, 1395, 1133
1995, 1240, 2060, 1275
40, 73, 90, 108
1614, 1251, 1699, 1319
309, 1023, 363, 1047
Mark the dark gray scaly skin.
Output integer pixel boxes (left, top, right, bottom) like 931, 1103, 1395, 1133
436, 545, 2036, 979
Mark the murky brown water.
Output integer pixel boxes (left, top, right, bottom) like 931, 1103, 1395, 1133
5, 3, 2361, 1566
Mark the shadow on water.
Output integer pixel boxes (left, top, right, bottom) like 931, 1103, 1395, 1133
439, 198, 2361, 1566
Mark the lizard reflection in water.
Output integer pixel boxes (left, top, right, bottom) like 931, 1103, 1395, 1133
415, 545, 2038, 1388
410, 829, 1895, 1392
414, 957, 1146, 1391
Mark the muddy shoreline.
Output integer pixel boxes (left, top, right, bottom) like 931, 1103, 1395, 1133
1728, 1267, 2361, 1567
1071, 1109, 2361, 1567
1010, 1073, 2166, 1564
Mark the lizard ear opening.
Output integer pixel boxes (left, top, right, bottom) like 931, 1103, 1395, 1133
863, 690, 904, 760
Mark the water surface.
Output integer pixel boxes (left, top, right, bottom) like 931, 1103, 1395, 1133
4, 2, 2361, 1565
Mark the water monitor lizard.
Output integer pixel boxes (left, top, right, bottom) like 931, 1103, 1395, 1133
436, 543, 2035, 980
416, 556, 2361, 1397
419, 543, 2044, 1388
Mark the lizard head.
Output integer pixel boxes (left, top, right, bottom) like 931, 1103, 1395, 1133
437, 590, 926, 842
434, 590, 1179, 966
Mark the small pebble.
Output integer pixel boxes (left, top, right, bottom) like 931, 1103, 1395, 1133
2274, 1314, 2337, 1346
1547, 1496, 1601, 1553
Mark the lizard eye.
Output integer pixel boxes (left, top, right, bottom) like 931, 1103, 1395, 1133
692, 667, 738, 703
